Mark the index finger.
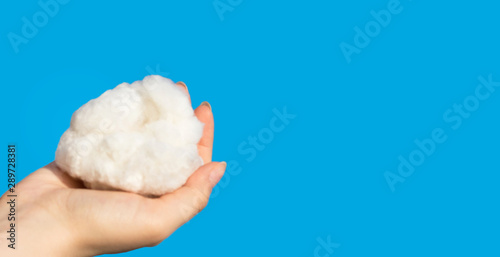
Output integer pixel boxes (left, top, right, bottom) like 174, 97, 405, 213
194, 102, 214, 163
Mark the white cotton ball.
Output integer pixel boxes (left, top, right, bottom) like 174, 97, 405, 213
55, 75, 204, 196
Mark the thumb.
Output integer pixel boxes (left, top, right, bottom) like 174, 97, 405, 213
70, 162, 226, 253
158, 161, 226, 226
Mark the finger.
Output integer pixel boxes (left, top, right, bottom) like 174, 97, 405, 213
176, 81, 191, 103
156, 161, 226, 229
194, 102, 214, 163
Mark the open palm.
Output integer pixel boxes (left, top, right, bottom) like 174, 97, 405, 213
0, 82, 226, 257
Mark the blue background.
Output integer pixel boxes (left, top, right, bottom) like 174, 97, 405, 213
2, 0, 500, 256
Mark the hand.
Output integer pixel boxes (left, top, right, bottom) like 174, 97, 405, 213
0, 82, 226, 257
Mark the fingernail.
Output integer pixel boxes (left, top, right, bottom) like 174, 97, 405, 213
209, 162, 226, 187
201, 101, 211, 111
177, 81, 188, 90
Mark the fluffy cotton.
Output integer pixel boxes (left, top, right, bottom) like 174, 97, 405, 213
55, 75, 204, 196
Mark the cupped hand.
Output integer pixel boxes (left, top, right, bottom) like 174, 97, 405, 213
0, 82, 225, 257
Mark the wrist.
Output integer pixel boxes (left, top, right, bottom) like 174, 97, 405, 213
0, 194, 83, 257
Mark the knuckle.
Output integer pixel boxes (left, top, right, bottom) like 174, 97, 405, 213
146, 239, 163, 248
183, 186, 210, 215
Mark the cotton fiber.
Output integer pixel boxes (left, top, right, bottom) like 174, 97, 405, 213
55, 75, 204, 196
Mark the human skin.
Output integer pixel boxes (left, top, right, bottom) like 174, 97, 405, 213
0, 82, 226, 256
